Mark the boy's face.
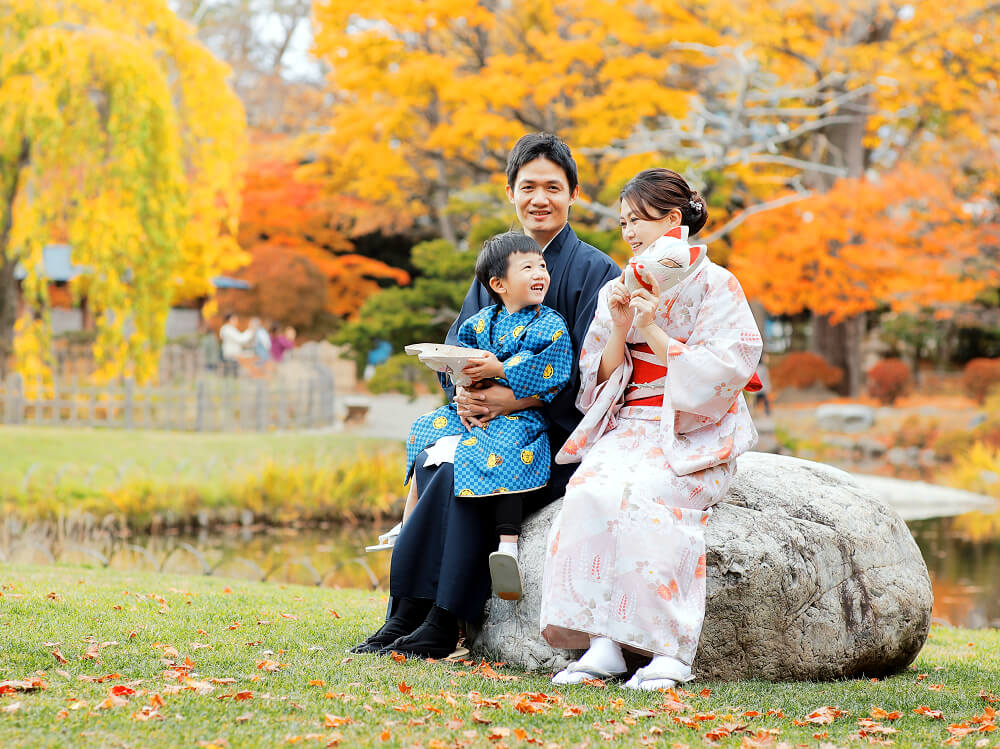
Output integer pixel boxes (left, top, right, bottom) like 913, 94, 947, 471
491, 252, 550, 310
506, 157, 578, 244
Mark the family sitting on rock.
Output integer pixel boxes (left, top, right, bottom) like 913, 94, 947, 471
353, 133, 763, 692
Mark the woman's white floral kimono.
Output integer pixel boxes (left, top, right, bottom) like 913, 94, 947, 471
539, 259, 762, 664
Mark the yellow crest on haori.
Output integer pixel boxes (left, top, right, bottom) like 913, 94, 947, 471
494, 487, 509, 493
552, 329, 563, 341
487, 453, 503, 468
433, 416, 448, 428
512, 325, 525, 337
462, 436, 477, 446
542, 364, 554, 379
474, 318, 486, 334
505, 414, 519, 420
520, 450, 534, 464
458, 489, 473, 496
507, 355, 522, 366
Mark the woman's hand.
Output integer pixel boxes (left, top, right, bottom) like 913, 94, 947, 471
608, 279, 635, 330
629, 267, 661, 329
461, 351, 504, 382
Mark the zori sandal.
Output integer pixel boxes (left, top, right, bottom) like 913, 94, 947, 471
552, 660, 626, 685
488, 550, 524, 601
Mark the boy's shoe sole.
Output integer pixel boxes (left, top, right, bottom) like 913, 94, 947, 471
489, 551, 523, 601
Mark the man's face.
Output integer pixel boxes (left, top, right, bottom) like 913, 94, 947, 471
506, 157, 578, 243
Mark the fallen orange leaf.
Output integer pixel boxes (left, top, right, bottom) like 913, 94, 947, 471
234, 691, 253, 701
308, 679, 326, 687
398, 681, 412, 695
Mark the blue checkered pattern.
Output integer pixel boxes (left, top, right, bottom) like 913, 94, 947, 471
405, 304, 572, 497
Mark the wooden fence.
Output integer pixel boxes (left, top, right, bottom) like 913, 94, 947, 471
0, 370, 336, 431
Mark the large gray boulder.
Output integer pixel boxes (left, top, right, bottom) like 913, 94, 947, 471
468, 452, 932, 681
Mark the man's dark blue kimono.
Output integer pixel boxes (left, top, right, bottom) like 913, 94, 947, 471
389, 224, 620, 622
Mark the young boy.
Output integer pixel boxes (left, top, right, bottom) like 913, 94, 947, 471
403, 232, 573, 600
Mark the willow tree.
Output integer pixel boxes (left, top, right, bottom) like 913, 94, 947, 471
0, 0, 246, 383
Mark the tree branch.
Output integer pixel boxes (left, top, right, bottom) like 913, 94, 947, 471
700, 191, 814, 245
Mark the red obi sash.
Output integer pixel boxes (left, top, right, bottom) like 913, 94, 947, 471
625, 342, 666, 407
624, 342, 763, 407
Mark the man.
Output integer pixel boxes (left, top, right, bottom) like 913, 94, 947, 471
352, 133, 621, 658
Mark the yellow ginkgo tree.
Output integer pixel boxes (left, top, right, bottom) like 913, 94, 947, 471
0, 0, 246, 383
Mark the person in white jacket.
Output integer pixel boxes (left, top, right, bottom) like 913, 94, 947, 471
219, 314, 255, 377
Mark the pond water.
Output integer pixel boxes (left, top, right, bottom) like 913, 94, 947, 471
7, 516, 999, 630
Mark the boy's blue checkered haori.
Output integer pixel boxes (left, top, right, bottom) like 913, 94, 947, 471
405, 304, 572, 497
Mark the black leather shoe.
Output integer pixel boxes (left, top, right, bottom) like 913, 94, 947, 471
379, 605, 459, 659
350, 597, 433, 654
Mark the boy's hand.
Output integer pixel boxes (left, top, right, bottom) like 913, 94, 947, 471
462, 352, 504, 381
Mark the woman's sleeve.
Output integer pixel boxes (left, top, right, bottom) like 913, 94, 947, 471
502, 313, 573, 403
664, 271, 762, 421
576, 282, 630, 413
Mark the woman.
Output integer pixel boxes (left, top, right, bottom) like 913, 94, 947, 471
538, 168, 762, 690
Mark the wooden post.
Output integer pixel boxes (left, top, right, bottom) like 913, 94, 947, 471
255, 380, 265, 432
124, 378, 134, 429
195, 380, 206, 431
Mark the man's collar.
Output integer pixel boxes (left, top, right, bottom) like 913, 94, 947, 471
539, 223, 572, 254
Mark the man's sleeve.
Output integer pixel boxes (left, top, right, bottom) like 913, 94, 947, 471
547, 253, 622, 434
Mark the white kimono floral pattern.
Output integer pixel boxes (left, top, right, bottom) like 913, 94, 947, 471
539, 259, 762, 663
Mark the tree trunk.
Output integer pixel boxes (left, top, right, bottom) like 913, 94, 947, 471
0, 257, 15, 381
812, 313, 865, 397
1, 138, 30, 380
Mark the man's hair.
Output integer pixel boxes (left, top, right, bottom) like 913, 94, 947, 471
505, 133, 579, 193
475, 232, 543, 306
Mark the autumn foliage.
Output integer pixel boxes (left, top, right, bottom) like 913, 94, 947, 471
962, 358, 1000, 405
231, 148, 410, 327
1, 0, 245, 383
770, 352, 843, 391
730, 167, 999, 324
867, 359, 912, 406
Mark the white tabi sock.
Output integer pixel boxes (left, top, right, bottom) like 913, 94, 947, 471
552, 636, 627, 684
497, 541, 518, 558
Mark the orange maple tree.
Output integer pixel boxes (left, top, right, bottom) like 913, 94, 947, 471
233, 139, 410, 323
730, 166, 1000, 323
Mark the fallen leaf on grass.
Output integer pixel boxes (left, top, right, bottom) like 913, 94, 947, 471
110, 685, 136, 697
234, 691, 253, 701
870, 707, 902, 720
308, 680, 326, 687
794, 706, 848, 726
914, 705, 944, 720
398, 681, 412, 695
51, 649, 68, 664
391, 652, 406, 663
1, 701, 22, 713
226, 622, 242, 630
132, 706, 163, 722
0, 677, 46, 694
472, 710, 492, 724
96, 694, 129, 710
580, 677, 606, 688
324, 715, 353, 728
235, 713, 252, 723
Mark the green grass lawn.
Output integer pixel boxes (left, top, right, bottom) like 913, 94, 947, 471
0, 426, 393, 491
1, 565, 997, 748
